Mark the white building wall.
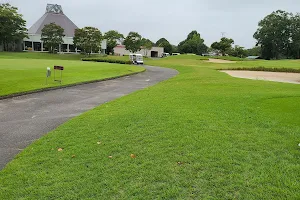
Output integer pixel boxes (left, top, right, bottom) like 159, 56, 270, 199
114, 45, 164, 57
24, 33, 74, 43
23, 34, 107, 52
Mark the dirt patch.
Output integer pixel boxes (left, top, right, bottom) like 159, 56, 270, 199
207, 59, 236, 64
221, 70, 300, 84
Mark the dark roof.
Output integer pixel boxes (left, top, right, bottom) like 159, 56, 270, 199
28, 4, 78, 37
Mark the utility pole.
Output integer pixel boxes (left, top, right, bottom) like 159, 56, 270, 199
221, 32, 226, 38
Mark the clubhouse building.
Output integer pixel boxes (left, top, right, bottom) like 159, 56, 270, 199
114, 45, 164, 58
23, 4, 106, 53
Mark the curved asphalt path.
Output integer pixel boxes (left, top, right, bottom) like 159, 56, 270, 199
0, 65, 178, 170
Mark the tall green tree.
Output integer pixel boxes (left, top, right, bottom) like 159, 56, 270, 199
104, 30, 124, 55
178, 31, 208, 55
290, 14, 300, 58
141, 38, 153, 57
41, 23, 64, 53
124, 32, 142, 53
156, 38, 172, 53
254, 10, 292, 59
73, 27, 103, 55
0, 3, 27, 51
211, 37, 234, 56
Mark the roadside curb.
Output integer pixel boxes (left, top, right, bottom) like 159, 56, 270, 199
0, 68, 146, 101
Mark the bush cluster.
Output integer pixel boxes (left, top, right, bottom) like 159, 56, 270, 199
82, 58, 132, 65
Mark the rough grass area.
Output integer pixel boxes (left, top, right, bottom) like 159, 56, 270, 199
0, 56, 299, 199
0, 55, 144, 97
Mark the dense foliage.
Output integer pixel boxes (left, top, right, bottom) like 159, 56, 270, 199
254, 10, 300, 59
73, 27, 103, 55
41, 23, 64, 53
246, 46, 261, 57
156, 38, 173, 53
0, 3, 27, 51
124, 32, 142, 53
104, 30, 124, 55
178, 31, 208, 55
211, 37, 234, 56
228, 45, 248, 58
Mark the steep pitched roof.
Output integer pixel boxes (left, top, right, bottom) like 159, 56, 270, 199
28, 4, 78, 37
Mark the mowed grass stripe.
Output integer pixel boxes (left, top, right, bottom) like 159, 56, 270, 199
0, 56, 299, 199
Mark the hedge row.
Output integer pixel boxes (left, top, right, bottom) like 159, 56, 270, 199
82, 58, 132, 65
225, 66, 300, 73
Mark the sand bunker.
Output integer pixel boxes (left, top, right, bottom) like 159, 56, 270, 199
221, 70, 300, 84
207, 59, 236, 64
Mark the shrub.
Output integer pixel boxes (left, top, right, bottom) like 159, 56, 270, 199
82, 58, 132, 65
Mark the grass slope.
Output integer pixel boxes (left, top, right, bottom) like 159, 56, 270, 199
0, 57, 144, 97
0, 55, 300, 199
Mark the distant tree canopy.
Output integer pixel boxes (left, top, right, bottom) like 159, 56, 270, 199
141, 38, 153, 56
172, 45, 178, 53
141, 38, 154, 48
228, 45, 247, 58
246, 46, 261, 57
0, 3, 27, 51
211, 37, 234, 56
156, 38, 172, 53
104, 30, 124, 55
124, 32, 142, 53
178, 31, 208, 55
254, 10, 300, 59
73, 27, 103, 55
41, 23, 64, 53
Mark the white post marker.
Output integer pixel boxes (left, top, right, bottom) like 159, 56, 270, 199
46, 67, 51, 85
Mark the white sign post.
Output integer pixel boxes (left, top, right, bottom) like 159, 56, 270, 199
46, 67, 51, 85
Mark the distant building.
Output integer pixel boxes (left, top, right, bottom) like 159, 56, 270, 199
23, 4, 106, 53
114, 45, 164, 57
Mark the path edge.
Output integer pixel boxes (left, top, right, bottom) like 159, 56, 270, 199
0, 68, 146, 100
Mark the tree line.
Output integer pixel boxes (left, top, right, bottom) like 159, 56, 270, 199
0, 3, 298, 59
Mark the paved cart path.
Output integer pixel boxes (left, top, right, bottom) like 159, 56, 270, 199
0, 65, 178, 170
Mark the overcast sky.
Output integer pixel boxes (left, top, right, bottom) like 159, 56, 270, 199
3, 0, 300, 48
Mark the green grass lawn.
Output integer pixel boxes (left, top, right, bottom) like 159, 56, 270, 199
0, 55, 300, 199
0, 52, 134, 61
0, 56, 144, 97
0, 52, 85, 60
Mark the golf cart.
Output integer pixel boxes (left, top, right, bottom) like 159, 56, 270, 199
129, 54, 144, 65
161, 53, 170, 58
